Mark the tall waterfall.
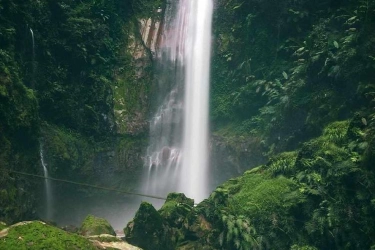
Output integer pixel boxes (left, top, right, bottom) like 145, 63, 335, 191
40, 145, 53, 220
144, 0, 213, 203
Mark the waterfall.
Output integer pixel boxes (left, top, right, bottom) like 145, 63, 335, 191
29, 28, 35, 87
40, 145, 53, 220
180, 0, 213, 202
29, 28, 35, 59
144, 0, 213, 203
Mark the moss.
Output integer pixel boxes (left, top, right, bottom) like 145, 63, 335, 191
0, 222, 6, 231
0, 221, 97, 250
80, 215, 115, 236
228, 174, 301, 217
41, 124, 95, 174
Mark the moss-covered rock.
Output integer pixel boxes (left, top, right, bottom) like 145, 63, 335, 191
0, 221, 97, 250
80, 215, 115, 237
124, 202, 170, 250
182, 211, 213, 241
159, 193, 194, 228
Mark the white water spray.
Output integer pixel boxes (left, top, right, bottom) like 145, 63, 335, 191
144, 0, 213, 203
40, 145, 52, 220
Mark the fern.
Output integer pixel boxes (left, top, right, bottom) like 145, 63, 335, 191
220, 213, 260, 249
268, 151, 298, 176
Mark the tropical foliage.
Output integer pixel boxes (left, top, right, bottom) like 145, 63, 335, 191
0, 0, 160, 223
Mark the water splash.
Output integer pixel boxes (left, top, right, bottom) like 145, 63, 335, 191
143, 0, 213, 203
40, 145, 53, 220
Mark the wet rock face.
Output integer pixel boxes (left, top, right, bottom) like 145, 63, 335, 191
161, 146, 171, 162
80, 214, 116, 237
210, 134, 266, 186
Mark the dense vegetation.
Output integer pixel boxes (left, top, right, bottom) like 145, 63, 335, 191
0, 0, 161, 223
125, 117, 375, 249
1, 0, 375, 249
211, 0, 375, 156
207, 0, 375, 248
125, 0, 375, 249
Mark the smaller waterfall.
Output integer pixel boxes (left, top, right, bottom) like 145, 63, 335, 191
40, 145, 52, 220
29, 28, 35, 58
29, 28, 36, 87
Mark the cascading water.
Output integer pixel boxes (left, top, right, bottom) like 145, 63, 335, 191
29, 28, 35, 60
180, 0, 213, 202
40, 145, 53, 220
144, 0, 213, 203
29, 28, 36, 87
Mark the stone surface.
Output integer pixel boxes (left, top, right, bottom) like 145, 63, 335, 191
88, 234, 142, 250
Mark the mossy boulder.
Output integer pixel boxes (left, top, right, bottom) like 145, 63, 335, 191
0, 221, 97, 250
124, 201, 171, 250
80, 215, 115, 237
159, 193, 194, 228
182, 211, 213, 241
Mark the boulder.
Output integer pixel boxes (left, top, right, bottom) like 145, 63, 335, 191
80, 215, 116, 237
124, 201, 172, 250
159, 193, 194, 228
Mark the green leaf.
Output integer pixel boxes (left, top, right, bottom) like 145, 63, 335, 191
282, 71, 288, 80
361, 117, 367, 126
233, 2, 244, 10
333, 41, 339, 49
